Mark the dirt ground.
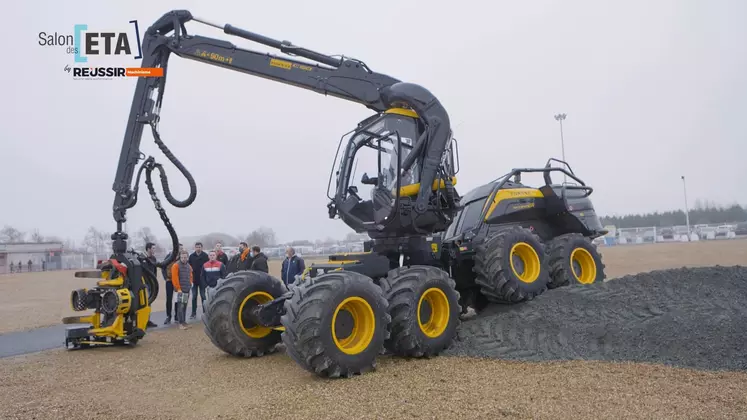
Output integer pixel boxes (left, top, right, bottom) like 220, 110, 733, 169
1, 326, 746, 420
1, 239, 745, 334
1, 239, 747, 419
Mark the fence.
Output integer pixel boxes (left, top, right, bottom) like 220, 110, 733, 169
1, 252, 102, 275
595, 222, 746, 246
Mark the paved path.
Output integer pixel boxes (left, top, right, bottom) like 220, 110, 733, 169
0, 309, 205, 358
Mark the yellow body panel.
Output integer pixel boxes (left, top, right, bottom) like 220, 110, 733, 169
88, 314, 125, 338
484, 188, 544, 221
398, 177, 458, 197
325, 259, 361, 265
97, 278, 124, 287
136, 307, 152, 331
62, 314, 101, 328
384, 107, 418, 118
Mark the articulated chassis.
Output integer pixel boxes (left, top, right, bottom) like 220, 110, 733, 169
244, 158, 606, 333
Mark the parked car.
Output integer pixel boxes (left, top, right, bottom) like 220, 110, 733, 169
697, 226, 717, 239
660, 228, 675, 239
735, 222, 747, 236
715, 225, 734, 237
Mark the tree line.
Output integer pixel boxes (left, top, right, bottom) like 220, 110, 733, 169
600, 200, 747, 229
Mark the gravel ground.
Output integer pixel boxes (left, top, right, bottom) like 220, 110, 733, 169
1, 326, 746, 419
2, 240, 746, 334
448, 266, 747, 371
1, 243, 747, 418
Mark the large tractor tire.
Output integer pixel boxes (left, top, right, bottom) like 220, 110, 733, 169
546, 233, 606, 288
281, 271, 390, 378
202, 270, 288, 357
474, 226, 550, 303
380, 265, 462, 357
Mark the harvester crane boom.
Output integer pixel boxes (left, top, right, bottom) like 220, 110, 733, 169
110, 9, 452, 268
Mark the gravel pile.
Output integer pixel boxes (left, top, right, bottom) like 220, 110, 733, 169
447, 266, 747, 371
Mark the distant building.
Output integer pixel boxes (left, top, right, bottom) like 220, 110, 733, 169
0, 242, 63, 274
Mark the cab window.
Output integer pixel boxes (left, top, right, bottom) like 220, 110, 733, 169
452, 197, 488, 236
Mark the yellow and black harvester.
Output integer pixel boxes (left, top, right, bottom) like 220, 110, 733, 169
66, 10, 608, 376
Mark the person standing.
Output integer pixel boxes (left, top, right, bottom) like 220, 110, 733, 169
214, 242, 229, 267
143, 242, 159, 328
281, 246, 306, 286
188, 242, 210, 319
249, 246, 269, 273
170, 250, 193, 330
144, 242, 158, 266
202, 250, 227, 288
227, 241, 252, 273
162, 243, 184, 325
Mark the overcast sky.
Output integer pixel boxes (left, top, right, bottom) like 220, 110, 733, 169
1, 0, 745, 245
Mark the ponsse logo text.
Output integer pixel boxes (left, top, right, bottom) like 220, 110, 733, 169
66, 65, 163, 79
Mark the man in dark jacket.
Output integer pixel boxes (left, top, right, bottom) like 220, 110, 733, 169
249, 246, 269, 273
143, 242, 158, 328
214, 242, 229, 267
162, 243, 183, 325
202, 250, 227, 288
188, 242, 210, 319
227, 241, 253, 273
281, 246, 305, 286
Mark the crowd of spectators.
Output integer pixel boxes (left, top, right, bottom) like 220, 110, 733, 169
144, 241, 305, 330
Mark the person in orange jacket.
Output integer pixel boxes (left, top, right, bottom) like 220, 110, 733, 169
170, 250, 193, 330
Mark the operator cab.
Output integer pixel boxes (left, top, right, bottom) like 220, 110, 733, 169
328, 108, 459, 238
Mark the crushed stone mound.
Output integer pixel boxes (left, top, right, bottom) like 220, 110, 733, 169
446, 266, 747, 371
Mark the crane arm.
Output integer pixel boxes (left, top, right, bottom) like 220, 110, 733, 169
109, 9, 451, 260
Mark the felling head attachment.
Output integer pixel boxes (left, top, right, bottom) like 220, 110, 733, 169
100, 289, 133, 315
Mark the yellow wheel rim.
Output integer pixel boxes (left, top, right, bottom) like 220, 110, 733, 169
332, 297, 375, 355
417, 287, 450, 338
238, 291, 274, 339
509, 242, 541, 284
570, 248, 597, 284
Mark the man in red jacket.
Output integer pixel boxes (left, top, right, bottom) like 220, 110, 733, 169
202, 250, 227, 288
214, 241, 229, 267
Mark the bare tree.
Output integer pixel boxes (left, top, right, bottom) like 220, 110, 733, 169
200, 233, 240, 249
133, 227, 157, 250
59, 237, 73, 251
30, 229, 44, 242
46, 236, 64, 244
0, 226, 25, 243
245, 227, 277, 248
83, 226, 111, 255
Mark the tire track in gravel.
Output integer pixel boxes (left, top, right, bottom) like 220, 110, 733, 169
447, 266, 747, 371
